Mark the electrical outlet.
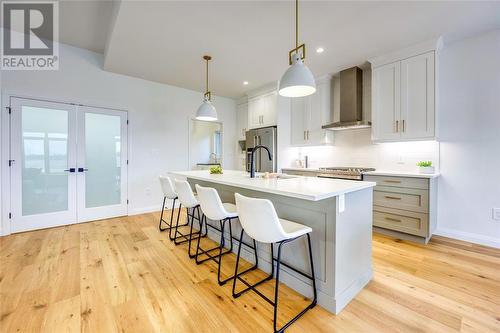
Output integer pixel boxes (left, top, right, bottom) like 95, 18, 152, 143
493, 208, 500, 221
145, 188, 151, 196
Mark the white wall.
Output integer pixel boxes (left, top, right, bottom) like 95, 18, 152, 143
435, 30, 500, 247
1, 42, 236, 234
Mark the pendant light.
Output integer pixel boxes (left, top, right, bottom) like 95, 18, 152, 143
278, 0, 316, 98
196, 55, 218, 121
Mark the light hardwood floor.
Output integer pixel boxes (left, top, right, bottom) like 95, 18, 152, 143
1, 210, 499, 332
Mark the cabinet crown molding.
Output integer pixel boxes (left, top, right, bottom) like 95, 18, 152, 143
246, 82, 278, 99
369, 37, 443, 68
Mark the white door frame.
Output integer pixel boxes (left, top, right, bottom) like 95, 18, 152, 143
0, 94, 129, 235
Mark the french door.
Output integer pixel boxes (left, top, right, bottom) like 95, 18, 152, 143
9, 97, 128, 233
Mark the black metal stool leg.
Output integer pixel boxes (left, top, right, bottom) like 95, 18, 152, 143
232, 232, 272, 298
188, 206, 203, 258
195, 218, 232, 265
231, 233, 317, 333
158, 197, 167, 231
172, 206, 204, 245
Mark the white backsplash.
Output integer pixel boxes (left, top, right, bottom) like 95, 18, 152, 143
285, 128, 439, 172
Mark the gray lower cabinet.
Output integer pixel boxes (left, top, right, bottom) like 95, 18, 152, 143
364, 175, 437, 243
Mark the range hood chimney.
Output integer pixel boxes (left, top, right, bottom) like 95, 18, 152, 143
322, 66, 371, 131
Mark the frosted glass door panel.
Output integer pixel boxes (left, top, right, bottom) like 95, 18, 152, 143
84, 113, 121, 208
22, 107, 69, 215
10, 97, 77, 233
77, 106, 128, 222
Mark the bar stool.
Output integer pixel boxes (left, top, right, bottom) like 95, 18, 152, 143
158, 176, 188, 233
233, 193, 317, 333
172, 180, 206, 253
194, 184, 258, 285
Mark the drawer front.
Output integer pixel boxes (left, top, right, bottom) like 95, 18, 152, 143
373, 207, 428, 237
364, 175, 428, 189
373, 186, 428, 213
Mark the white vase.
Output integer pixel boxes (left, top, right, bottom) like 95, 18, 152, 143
418, 166, 435, 174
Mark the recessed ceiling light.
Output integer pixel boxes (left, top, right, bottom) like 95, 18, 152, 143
243, 81, 249, 85
316, 47, 324, 53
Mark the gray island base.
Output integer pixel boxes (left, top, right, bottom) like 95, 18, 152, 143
171, 170, 375, 314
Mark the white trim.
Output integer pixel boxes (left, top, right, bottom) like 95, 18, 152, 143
369, 37, 443, 68
128, 205, 159, 216
434, 227, 500, 249
128, 199, 180, 217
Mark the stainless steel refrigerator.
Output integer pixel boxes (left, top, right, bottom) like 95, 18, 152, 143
245, 126, 277, 173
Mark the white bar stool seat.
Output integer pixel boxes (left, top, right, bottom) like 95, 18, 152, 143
195, 184, 258, 285
172, 180, 206, 251
233, 193, 317, 333
278, 218, 312, 239
158, 176, 188, 234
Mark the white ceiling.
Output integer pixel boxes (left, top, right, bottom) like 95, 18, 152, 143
60, 1, 500, 97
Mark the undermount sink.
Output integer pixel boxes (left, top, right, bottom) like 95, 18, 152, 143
254, 174, 297, 180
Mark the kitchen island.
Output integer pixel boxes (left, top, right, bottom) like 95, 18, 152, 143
170, 170, 376, 314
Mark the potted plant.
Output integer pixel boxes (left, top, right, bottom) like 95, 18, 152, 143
416, 161, 435, 174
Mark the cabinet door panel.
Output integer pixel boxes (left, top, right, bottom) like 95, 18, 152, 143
262, 91, 277, 126
247, 97, 261, 129
290, 97, 308, 145
237, 103, 248, 139
308, 81, 332, 145
401, 52, 435, 139
372, 62, 401, 141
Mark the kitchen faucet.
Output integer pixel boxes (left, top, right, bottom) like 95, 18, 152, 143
249, 145, 272, 178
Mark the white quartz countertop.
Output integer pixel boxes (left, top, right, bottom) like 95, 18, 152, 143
363, 170, 440, 178
170, 170, 376, 201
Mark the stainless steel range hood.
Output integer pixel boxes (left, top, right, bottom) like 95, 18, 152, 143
322, 66, 371, 131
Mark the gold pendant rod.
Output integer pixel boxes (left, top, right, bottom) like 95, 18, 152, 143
295, 0, 298, 49
203, 55, 212, 100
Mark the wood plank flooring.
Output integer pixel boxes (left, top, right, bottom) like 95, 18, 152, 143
1, 210, 499, 332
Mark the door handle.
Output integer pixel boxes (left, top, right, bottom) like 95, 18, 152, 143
64, 168, 76, 173
78, 167, 88, 172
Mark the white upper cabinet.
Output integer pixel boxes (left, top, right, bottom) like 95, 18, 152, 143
372, 62, 401, 141
236, 102, 248, 140
400, 52, 435, 139
248, 90, 277, 129
290, 76, 333, 146
370, 38, 440, 142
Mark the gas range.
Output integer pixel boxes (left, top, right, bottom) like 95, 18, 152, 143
317, 167, 375, 181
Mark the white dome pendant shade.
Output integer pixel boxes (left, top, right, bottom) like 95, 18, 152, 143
196, 55, 218, 121
196, 97, 217, 121
278, 0, 316, 98
279, 52, 316, 97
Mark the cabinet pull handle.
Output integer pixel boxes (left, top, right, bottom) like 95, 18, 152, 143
384, 180, 402, 184
385, 217, 402, 223
385, 196, 402, 200
395, 120, 399, 133
402, 120, 406, 132
303, 131, 305, 140
307, 130, 309, 140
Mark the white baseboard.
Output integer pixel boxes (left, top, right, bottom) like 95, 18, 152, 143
434, 227, 500, 249
128, 200, 181, 216
128, 206, 159, 216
